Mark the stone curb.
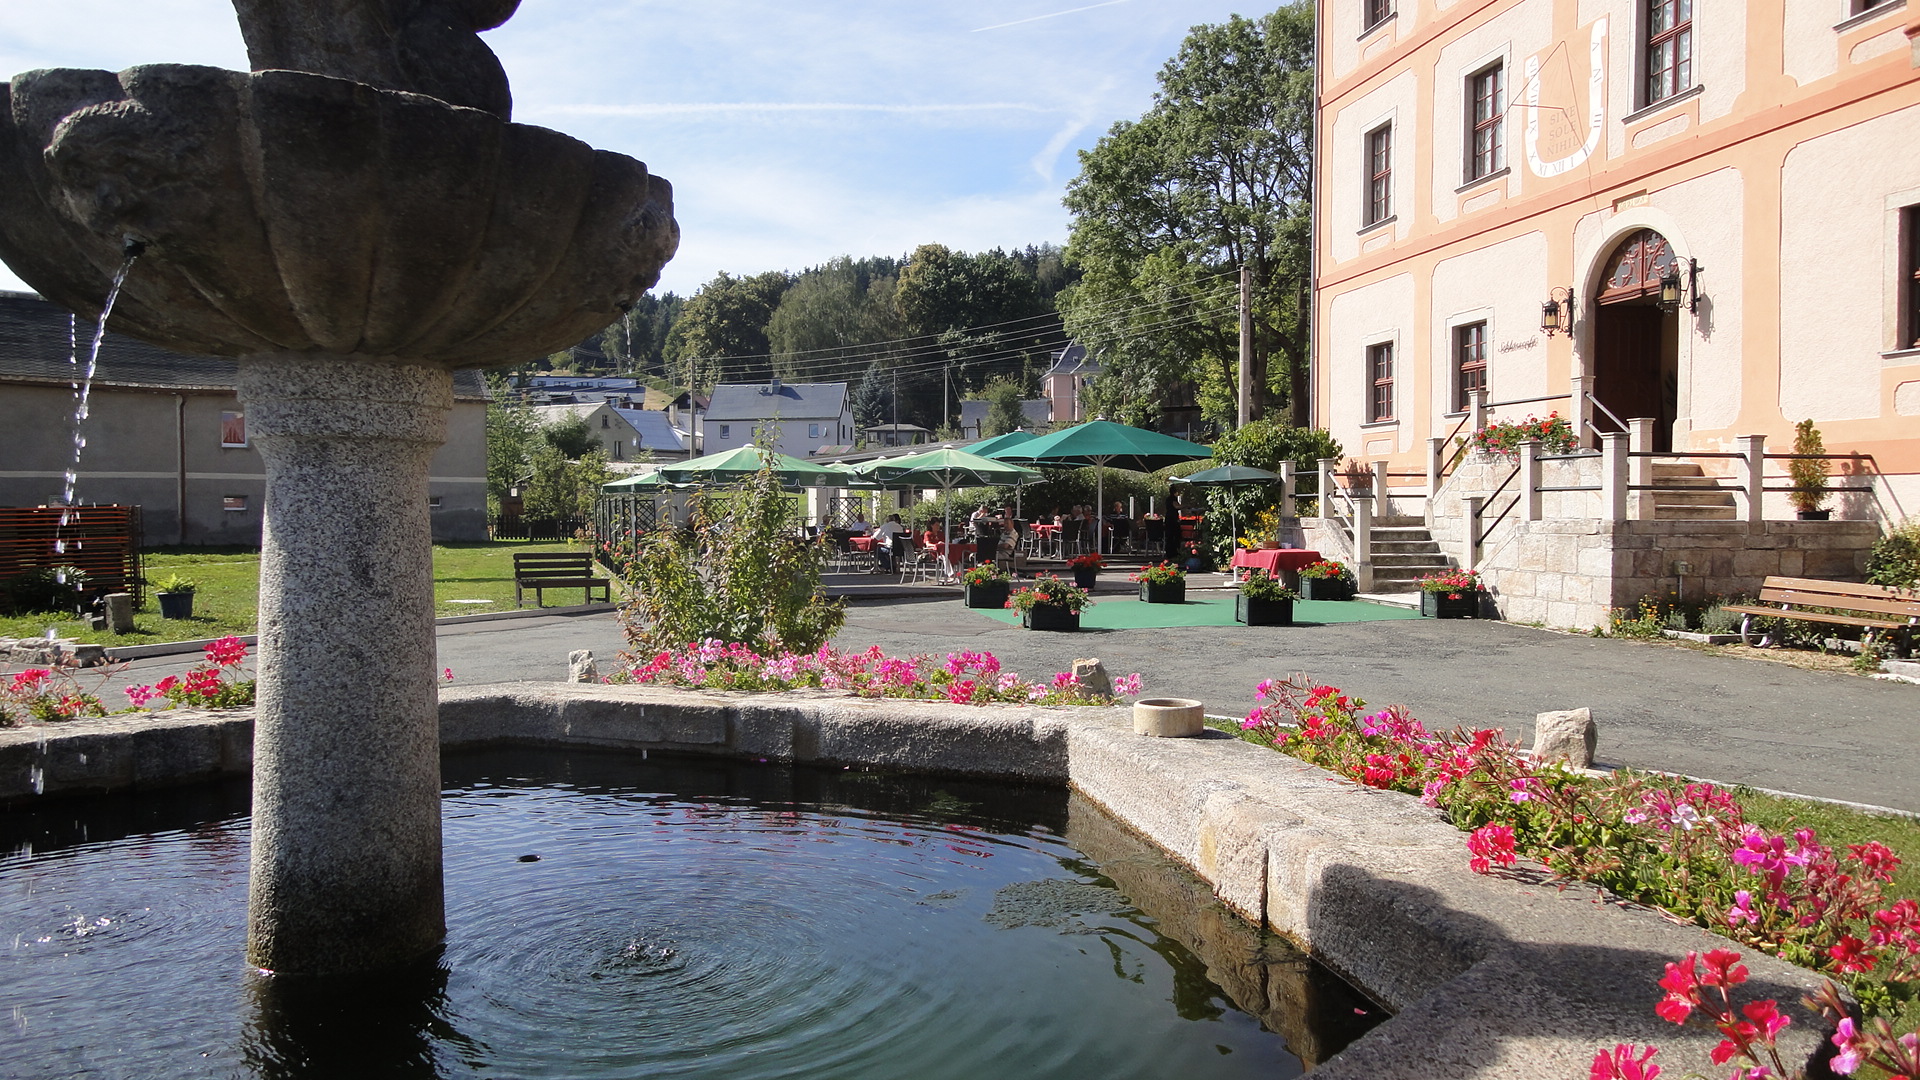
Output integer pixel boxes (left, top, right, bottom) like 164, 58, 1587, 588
0, 685, 1834, 1078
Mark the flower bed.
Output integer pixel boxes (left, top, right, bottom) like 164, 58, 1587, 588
1238, 674, 1920, 1054
622, 640, 1140, 706
3, 637, 255, 725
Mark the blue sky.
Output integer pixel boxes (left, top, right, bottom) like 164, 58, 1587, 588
0, 0, 1263, 299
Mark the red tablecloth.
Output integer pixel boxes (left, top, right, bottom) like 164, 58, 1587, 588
850, 535, 877, 552
1230, 548, 1321, 575
1031, 523, 1061, 537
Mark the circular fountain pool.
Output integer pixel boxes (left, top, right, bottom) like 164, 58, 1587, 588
2, 748, 1377, 1077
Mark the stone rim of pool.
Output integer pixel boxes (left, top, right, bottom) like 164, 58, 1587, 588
0, 684, 1836, 1079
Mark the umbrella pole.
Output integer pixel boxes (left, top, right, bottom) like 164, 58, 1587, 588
1095, 459, 1107, 555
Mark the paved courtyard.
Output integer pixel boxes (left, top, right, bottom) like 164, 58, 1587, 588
72, 596, 1920, 814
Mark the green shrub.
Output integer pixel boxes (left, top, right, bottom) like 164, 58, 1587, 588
4, 565, 89, 614
1698, 602, 1743, 635
1866, 519, 1920, 589
618, 461, 844, 655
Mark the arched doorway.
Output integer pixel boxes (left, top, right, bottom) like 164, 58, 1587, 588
1590, 229, 1680, 451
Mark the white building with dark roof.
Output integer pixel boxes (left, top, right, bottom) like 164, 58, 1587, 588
702, 379, 853, 458
528, 401, 687, 463
0, 291, 490, 544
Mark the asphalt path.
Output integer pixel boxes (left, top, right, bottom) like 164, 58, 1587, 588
54, 599, 1920, 813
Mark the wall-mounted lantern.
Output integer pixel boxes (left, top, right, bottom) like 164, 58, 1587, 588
1540, 286, 1574, 337
1658, 258, 1705, 314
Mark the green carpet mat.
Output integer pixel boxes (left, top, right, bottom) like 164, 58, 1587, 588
974, 593, 1423, 629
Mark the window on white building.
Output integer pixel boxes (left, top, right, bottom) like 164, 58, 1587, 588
1365, 124, 1393, 226
1368, 342, 1395, 422
1645, 0, 1693, 106
1454, 322, 1488, 412
1466, 63, 1505, 182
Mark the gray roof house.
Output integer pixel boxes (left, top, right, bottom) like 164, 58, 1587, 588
529, 401, 687, 463
958, 398, 1052, 439
702, 379, 854, 458
1043, 342, 1100, 426
0, 291, 491, 545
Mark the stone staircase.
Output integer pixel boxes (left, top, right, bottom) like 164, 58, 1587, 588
1366, 516, 1453, 593
1651, 461, 1738, 520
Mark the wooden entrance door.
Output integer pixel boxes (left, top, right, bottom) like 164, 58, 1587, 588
1591, 230, 1679, 452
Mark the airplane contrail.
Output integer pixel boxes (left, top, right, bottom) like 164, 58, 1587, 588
973, 0, 1130, 33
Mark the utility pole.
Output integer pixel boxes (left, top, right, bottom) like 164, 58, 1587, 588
943, 360, 950, 435
1237, 264, 1254, 428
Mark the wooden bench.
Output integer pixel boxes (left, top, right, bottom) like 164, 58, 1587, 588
1721, 576, 1920, 648
512, 552, 611, 608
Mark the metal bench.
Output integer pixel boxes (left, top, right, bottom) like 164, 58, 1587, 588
1720, 576, 1920, 649
512, 551, 611, 608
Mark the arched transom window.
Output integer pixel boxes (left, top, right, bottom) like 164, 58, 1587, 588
1597, 229, 1677, 304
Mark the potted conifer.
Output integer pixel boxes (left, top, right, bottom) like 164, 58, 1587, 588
1789, 419, 1832, 520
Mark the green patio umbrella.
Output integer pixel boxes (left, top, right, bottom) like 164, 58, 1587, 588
601, 467, 683, 492
997, 420, 1212, 553
966, 429, 1038, 459
1170, 464, 1282, 550
853, 446, 1042, 545
655, 446, 852, 489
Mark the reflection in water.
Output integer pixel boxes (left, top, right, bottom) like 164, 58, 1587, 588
2, 748, 1381, 1078
1063, 792, 1384, 1066
242, 955, 478, 1080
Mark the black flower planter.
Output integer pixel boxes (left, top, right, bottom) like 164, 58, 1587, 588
1021, 604, 1080, 631
1138, 580, 1185, 604
1420, 590, 1480, 619
157, 591, 195, 620
964, 582, 1011, 609
1300, 577, 1351, 601
1795, 509, 1831, 520
1235, 594, 1293, 626
1071, 568, 1099, 589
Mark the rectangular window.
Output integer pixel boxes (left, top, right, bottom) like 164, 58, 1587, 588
1364, 0, 1394, 31
1467, 64, 1505, 182
1904, 206, 1920, 349
1454, 322, 1489, 412
429, 496, 443, 509
1645, 0, 1693, 105
1365, 125, 1393, 226
1855, 0, 1899, 13
808, 423, 821, 438
1367, 342, 1395, 422
222, 496, 247, 512
718, 424, 731, 439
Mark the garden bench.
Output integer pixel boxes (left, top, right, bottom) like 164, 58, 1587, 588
512, 552, 610, 608
1720, 576, 1920, 648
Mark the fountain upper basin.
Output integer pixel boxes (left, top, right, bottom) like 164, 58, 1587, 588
0, 64, 677, 367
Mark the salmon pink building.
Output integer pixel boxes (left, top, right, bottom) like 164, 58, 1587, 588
1308, 0, 1920, 626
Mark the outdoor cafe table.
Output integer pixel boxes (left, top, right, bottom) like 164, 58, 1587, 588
929, 541, 975, 581
1029, 522, 1061, 558
849, 535, 877, 552
1229, 547, 1321, 587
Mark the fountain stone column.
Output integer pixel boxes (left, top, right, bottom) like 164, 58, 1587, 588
238, 354, 453, 973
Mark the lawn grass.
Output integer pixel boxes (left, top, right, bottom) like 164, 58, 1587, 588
1, 540, 594, 646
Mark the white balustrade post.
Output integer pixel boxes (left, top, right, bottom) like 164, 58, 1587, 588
1370, 460, 1390, 518
1317, 457, 1338, 518
1278, 462, 1296, 518
1740, 433, 1767, 529
1353, 489, 1374, 592
1573, 375, 1595, 445
1628, 418, 1654, 519
1601, 432, 1630, 523
1520, 439, 1543, 522
1427, 436, 1445, 498
1470, 388, 1487, 434
1463, 495, 1484, 570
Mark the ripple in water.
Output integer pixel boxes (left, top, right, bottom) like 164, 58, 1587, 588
0, 750, 1379, 1079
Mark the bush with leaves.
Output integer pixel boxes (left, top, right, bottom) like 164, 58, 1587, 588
1867, 520, 1920, 590
619, 460, 845, 655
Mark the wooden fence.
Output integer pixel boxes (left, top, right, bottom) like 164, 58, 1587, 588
0, 504, 145, 607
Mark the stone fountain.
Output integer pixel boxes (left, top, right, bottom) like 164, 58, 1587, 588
0, 0, 677, 974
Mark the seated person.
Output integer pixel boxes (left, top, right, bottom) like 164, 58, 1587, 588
870, 514, 908, 572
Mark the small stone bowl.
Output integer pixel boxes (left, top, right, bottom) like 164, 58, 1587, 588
1132, 697, 1204, 738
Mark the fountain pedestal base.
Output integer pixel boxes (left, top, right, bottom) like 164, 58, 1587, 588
239, 355, 450, 974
